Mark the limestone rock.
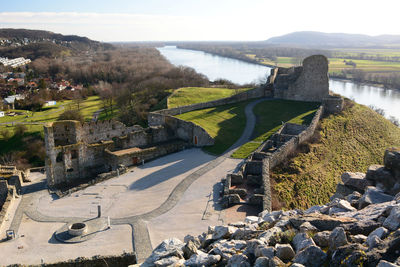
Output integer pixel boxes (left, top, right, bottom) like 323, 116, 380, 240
258, 210, 283, 224
377, 260, 400, 267
183, 235, 201, 249
253, 257, 269, 267
275, 243, 295, 261
268, 256, 285, 267
329, 227, 348, 250
254, 245, 275, 259
258, 227, 282, 244
299, 221, 318, 233
293, 245, 327, 267
244, 239, 264, 255
366, 227, 389, 246
342, 220, 381, 235
184, 251, 221, 266
384, 147, 400, 178
226, 254, 250, 267
351, 234, 367, 244
244, 216, 259, 224
330, 243, 367, 266
312, 231, 331, 247
289, 213, 356, 231
143, 238, 184, 266
366, 235, 382, 249
304, 205, 326, 214
346, 191, 363, 206
182, 240, 198, 259
154, 256, 184, 267
366, 165, 396, 189
209, 240, 247, 260
358, 187, 394, 209
212, 225, 237, 240
331, 183, 355, 200
341, 172, 369, 192
383, 206, 400, 231
293, 233, 315, 252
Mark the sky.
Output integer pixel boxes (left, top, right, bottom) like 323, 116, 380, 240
0, 0, 399, 42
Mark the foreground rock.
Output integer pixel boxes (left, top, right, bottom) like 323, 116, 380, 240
142, 148, 400, 267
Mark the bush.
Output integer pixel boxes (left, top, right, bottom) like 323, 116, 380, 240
14, 124, 27, 137
0, 129, 11, 140
58, 109, 84, 122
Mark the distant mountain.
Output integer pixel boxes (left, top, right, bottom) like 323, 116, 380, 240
265, 31, 400, 48
0, 28, 113, 59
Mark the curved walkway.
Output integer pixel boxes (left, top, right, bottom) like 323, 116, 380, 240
8, 97, 270, 263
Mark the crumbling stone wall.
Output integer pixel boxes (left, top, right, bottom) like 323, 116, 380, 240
272, 55, 329, 102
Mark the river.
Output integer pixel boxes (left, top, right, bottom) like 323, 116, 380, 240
158, 46, 400, 121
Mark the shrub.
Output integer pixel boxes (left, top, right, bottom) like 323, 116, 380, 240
58, 109, 84, 122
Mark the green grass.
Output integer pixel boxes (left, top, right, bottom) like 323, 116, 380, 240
168, 87, 250, 108
0, 96, 105, 144
231, 100, 320, 158
175, 101, 250, 155
271, 102, 400, 210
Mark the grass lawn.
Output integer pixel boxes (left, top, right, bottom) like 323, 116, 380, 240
0, 96, 104, 141
175, 101, 250, 155
271, 102, 400, 210
231, 100, 320, 159
168, 87, 251, 108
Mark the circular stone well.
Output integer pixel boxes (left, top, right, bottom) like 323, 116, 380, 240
68, 222, 88, 236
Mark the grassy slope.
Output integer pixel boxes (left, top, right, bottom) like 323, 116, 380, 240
271, 102, 400, 210
168, 87, 249, 108
232, 100, 320, 158
175, 101, 249, 155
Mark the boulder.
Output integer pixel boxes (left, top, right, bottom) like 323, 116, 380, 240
329, 227, 348, 250
182, 240, 198, 259
185, 251, 221, 266
293, 245, 327, 267
366, 165, 396, 190
366, 235, 382, 249
342, 220, 381, 235
258, 227, 282, 244
253, 257, 269, 267
384, 147, 400, 178
366, 227, 389, 246
258, 210, 283, 223
377, 260, 400, 267
330, 243, 367, 266
358, 187, 394, 209
330, 183, 355, 200
289, 213, 356, 231
346, 191, 363, 206
275, 243, 295, 261
183, 235, 201, 249
341, 172, 370, 192
244, 216, 259, 224
268, 256, 285, 267
338, 201, 395, 222
154, 256, 184, 267
244, 239, 264, 255
254, 245, 275, 259
212, 225, 237, 240
383, 206, 400, 231
143, 238, 184, 266
293, 233, 315, 252
312, 231, 331, 247
304, 205, 326, 214
351, 234, 367, 244
299, 222, 318, 233
209, 240, 247, 260
226, 254, 250, 267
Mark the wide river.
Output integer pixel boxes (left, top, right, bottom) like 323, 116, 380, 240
158, 46, 400, 121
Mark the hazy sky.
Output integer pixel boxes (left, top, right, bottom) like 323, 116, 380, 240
0, 0, 399, 42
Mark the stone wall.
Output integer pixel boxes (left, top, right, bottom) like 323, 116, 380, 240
272, 55, 330, 102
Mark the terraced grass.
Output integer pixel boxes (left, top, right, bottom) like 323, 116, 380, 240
168, 87, 250, 108
175, 101, 250, 155
231, 100, 320, 158
271, 102, 400, 210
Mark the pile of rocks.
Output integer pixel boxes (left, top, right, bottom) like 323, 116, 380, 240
141, 148, 400, 267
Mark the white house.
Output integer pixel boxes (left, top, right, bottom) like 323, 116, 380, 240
44, 100, 57, 107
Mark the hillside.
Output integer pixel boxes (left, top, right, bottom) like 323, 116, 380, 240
0, 28, 113, 59
271, 101, 400, 210
265, 31, 400, 48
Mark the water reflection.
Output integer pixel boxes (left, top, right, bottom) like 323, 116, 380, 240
158, 46, 400, 121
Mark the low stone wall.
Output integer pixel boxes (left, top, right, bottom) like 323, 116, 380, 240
148, 86, 271, 147
0, 187, 14, 232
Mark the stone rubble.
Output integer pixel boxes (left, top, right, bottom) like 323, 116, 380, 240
142, 148, 400, 267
